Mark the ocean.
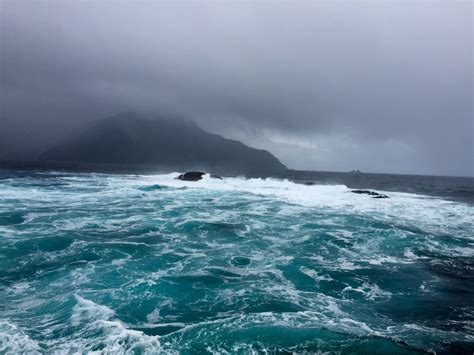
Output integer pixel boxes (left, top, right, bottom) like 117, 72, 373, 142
0, 168, 473, 354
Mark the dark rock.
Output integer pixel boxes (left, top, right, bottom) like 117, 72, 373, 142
177, 171, 205, 181
304, 181, 316, 186
351, 189, 389, 199
352, 189, 377, 195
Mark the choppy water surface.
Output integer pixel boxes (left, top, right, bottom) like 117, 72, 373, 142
0, 170, 473, 354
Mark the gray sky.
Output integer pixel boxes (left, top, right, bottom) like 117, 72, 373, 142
1, 0, 473, 176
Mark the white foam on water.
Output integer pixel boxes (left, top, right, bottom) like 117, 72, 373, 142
134, 173, 473, 240
338, 261, 362, 270
9, 281, 31, 294
327, 230, 355, 243
164, 306, 381, 351
0, 319, 41, 354
3, 171, 471, 242
1, 171, 472, 353
403, 249, 417, 259
388, 323, 471, 348
364, 255, 409, 266
146, 299, 176, 323
342, 282, 392, 301
339, 318, 376, 334
299, 266, 333, 283
111, 252, 132, 267
71, 295, 115, 326
54, 295, 163, 354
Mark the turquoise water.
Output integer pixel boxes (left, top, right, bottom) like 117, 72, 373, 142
0, 170, 473, 354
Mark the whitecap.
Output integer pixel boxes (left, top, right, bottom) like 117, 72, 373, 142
59, 295, 163, 354
0, 319, 41, 354
299, 266, 333, 283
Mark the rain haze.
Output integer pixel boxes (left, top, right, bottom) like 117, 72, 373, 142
1, 2, 474, 353
1, 0, 472, 176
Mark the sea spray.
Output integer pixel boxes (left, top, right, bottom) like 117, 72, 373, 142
0, 170, 472, 353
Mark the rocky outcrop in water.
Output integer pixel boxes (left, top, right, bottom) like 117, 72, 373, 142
351, 190, 389, 199
177, 171, 206, 181
176, 172, 224, 181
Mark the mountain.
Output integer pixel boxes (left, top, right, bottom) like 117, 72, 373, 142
39, 112, 287, 173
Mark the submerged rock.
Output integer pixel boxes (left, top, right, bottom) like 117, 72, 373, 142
177, 171, 205, 181
210, 174, 223, 180
351, 189, 389, 199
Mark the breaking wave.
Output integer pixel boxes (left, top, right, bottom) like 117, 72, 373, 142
0, 171, 472, 353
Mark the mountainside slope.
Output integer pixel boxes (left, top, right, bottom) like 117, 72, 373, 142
40, 112, 287, 172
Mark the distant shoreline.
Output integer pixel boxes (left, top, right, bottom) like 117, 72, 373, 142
0, 159, 287, 178
1, 159, 472, 180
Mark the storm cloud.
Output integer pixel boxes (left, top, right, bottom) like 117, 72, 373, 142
1, 0, 472, 175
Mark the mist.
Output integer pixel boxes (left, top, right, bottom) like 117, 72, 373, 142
1, 0, 472, 176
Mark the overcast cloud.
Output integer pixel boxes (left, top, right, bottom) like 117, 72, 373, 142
1, 0, 472, 176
